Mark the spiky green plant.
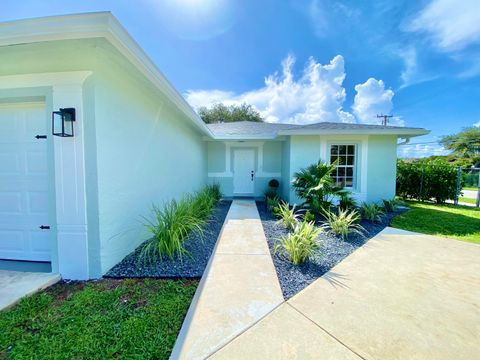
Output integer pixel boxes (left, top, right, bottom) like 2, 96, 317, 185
303, 210, 315, 223
360, 202, 385, 222
142, 198, 206, 261
266, 196, 281, 213
382, 198, 399, 213
275, 201, 301, 231
338, 192, 356, 211
291, 160, 342, 212
322, 208, 365, 240
141, 185, 221, 262
274, 221, 322, 265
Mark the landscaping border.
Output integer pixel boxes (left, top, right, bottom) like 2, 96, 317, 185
256, 201, 406, 299
105, 200, 232, 279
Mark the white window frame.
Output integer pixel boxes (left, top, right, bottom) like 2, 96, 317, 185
329, 144, 357, 190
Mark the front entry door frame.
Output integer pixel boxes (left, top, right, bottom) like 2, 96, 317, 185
233, 148, 255, 196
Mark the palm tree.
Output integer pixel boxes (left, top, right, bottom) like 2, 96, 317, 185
291, 160, 344, 212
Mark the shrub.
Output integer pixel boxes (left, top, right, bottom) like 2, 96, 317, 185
266, 196, 281, 212
274, 221, 322, 265
292, 160, 342, 212
322, 208, 364, 240
275, 201, 301, 231
396, 159, 461, 203
264, 188, 277, 200
382, 198, 399, 213
205, 183, 222, 203
360, 202, 385, 222
142, 198, 205, 261
303, 210, 315, 223
142, 185, 220, 261
338, 192, 356, 211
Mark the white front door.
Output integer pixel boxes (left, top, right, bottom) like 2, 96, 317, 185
233, 149, 255, 195
0, 102, 51, 261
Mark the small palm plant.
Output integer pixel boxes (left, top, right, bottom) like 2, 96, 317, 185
322, 208, 365, 240
274, 221, 322, 265
291, 160, 342, 212
360, 202, 385, 222
275, 201, 301, 231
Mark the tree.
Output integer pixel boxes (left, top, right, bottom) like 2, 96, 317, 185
440, 127, 480, 166
198, 103, 263, 124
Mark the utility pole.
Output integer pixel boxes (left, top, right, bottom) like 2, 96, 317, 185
377, 114, 393, 126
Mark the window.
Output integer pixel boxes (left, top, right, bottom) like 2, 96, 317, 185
330, 144, 356, 188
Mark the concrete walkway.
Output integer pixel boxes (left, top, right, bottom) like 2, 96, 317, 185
0, 270, 61, 310
170, 199, 284, 360
211, 227, 480, 359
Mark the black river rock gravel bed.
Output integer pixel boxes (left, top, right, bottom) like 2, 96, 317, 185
105, 200, 232, 279
256, 201, 405, 299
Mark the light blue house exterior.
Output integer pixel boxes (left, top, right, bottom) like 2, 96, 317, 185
0, 13, 428, 280
206, 122, 426, 205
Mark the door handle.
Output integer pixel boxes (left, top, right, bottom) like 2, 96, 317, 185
251, 171, 254, 181
39, 225, 50, 230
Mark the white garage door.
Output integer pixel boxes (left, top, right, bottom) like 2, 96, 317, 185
0, 102, 51, 261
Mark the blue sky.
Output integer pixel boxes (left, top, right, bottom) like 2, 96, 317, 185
2, 0, 480, 157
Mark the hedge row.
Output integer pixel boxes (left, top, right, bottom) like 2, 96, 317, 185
396, 159, 461, 203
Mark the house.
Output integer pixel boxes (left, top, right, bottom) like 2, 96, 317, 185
0, 13, 429, 280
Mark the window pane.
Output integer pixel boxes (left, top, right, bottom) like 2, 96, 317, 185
347, 145, 355, 155
338, 156, 346, 165
347, 156, 354, 165
331, 145, 338, 155
345, 178, 353, 187
346, 167, 353, 177
338, 167, 345, 176
330, 155, 338, 163
339, 145, 347, 155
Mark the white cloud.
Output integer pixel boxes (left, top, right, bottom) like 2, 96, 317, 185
474, 121, 480, 128
397, 143, 449, 158
399, 47, 417, 87
352, 78, 403, 126
405, 0, 480, 52
185, 54, 356, 124
304, 0, 360, 38
185, 54, 401, 126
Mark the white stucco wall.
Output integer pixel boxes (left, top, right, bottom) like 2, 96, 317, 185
285, 134, 396, 205
92, 44, 207, 275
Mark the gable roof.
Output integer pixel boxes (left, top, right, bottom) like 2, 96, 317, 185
206, 121, 429, 139
0, 12, 213, 137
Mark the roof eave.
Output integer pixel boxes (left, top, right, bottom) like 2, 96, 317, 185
277, 129, 430, 137
0, 12, 214, 137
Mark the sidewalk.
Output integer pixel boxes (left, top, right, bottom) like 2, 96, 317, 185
170, 199, 284, 360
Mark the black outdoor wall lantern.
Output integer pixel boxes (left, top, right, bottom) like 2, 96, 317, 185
52, 108, 76, 137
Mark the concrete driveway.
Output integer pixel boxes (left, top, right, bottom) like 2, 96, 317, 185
212, 227, 480, 359
0, 270, 61, 311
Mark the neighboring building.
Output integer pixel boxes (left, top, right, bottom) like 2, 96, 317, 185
0, 13, 428, 280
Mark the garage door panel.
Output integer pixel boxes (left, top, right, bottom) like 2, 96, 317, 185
26, 150, 48, 173
0, 230, 25, 251
0, 103, 50, 261
28, 192, 49, 214
0, 192, 22, 214
0, 151, 22, 174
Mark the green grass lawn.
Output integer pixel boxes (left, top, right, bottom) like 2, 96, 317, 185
0, 278, 197, 359
391, 201, 480, 244
459, 197, 477, 204
463, 187, 479, 191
